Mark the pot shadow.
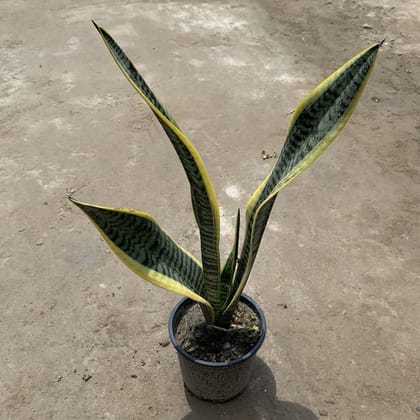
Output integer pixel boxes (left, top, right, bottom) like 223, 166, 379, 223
181, 357, 317, 420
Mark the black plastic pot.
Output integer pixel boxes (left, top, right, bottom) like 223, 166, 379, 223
168, 294, 266, 403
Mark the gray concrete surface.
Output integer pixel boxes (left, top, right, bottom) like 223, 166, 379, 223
1, 1, 419, 419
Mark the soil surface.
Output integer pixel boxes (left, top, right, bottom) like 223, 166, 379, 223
1, 1, 420, 419
175, 302, 261, 362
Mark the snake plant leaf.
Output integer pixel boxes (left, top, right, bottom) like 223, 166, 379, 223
92, 21, 177, 126
69, 197, 214, 320
219, 209, 240, 311
222, 42, 381, 318
92, 21, 221, 310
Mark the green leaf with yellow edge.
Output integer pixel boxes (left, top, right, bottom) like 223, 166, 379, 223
69, 197, 214, 321
219, 209, 240, 315
222, 42, 382, 319
92, 21, 222, 311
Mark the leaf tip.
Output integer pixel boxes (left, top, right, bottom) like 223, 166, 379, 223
68, 195, 81, 208
91, 20, 102, 34
68, 196, 89, 213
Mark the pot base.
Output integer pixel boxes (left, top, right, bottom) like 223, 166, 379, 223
183, 381, 249, 403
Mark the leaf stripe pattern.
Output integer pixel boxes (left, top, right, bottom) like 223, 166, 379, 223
92, 21, 176, 126
222, 42, 381, 319
259, 45, 378, 205
160, 126, 221, 308
219, 209, 240, 319
92, 22, 221, 311
69, 198, 214, 319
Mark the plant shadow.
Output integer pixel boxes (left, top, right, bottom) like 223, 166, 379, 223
181, 357, 318, 420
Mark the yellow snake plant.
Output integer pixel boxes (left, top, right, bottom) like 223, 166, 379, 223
70, 21, 381, 327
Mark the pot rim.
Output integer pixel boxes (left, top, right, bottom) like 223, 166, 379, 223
168, 293, 266, 367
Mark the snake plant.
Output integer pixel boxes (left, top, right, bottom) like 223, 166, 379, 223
70, 21, 381, 327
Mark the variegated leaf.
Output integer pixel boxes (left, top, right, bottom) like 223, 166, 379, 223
219, 209, 240, 316
70, 197, 214, 321
92, 21, 221, 310
222, 42, 381, 319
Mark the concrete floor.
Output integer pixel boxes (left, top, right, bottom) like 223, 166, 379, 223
1, 0, 419, 419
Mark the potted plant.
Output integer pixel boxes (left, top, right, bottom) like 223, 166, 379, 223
70, 21, 381, 402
